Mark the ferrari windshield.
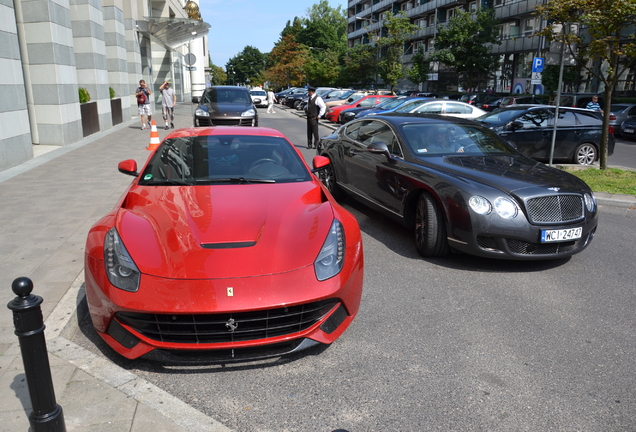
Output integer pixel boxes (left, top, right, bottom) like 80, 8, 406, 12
139, 135, 312, 185
399, 122, 518, 156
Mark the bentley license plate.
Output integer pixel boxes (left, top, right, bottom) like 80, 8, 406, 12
541, 227, 582, 243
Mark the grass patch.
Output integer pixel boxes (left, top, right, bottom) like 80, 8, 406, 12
563, 167, 636, 195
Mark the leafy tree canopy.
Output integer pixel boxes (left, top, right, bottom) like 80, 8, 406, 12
430, 8, 501, 91
226, 46, 267, 86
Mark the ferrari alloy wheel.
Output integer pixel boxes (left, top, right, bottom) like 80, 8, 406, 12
320, 161, 345, 200
415, 192, 449, 257
573, 143, 597, 165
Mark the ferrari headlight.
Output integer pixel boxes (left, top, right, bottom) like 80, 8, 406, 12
584, 192, 596, 212
468, 196, 492, 215
494, 197, 518, 219
195, 107, 209, 117
104, 228, 140, 292
241, 108, 256, 117
315, 219, 345, 281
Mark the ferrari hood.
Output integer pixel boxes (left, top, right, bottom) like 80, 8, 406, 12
427, 155, 591, 194
115, 182, 334, 279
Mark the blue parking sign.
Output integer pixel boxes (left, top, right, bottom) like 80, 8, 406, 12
532, 57, 545, 73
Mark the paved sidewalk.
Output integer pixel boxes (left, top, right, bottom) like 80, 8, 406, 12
0, 104, 232, 431
1, 102, 634, 431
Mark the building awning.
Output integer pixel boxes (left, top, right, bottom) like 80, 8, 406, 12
136, 17, 210, 50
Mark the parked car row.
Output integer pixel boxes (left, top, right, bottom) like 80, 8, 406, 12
190, 86, 616, 167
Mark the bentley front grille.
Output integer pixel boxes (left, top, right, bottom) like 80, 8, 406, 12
115, 299, 339, 344
525, 195, 584, 223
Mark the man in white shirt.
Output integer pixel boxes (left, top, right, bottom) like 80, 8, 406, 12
159, 81, 176, 130
306, 86, 326, 149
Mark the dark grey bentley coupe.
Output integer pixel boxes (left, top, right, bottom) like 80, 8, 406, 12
317, 113, 598, 260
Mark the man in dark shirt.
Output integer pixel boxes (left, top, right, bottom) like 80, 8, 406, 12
306, 86, 326, 149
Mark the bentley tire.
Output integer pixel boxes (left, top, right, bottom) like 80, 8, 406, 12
415, 192, 449, 257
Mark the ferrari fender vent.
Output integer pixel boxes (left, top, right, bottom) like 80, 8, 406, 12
115, 299, 339, 344
525, 194, 584, 224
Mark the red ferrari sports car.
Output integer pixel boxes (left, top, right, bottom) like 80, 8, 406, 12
84, 126, 364, 362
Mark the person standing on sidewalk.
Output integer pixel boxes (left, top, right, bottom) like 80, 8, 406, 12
135, 80, 152, 130
306, 86, 326, 149
159, 81, 176, 130
266, 88, 276, 114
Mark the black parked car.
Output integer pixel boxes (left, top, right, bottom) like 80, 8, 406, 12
281, 89, 308, 108
620, 119, 636, 140
316, 114, 598, 260
193, 86, 257, 127
477, 105, 615, 165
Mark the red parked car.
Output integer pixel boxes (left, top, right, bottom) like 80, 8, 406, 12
84, 126, 364, 362
325, 95, 394, 123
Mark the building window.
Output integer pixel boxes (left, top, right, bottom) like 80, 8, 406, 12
469, 1, 477, 12
427, 38, 435, 52
415, 18, 427, 28
401, 1, 413, 11
494, 0, 503, 6
524, 18, 536, 36
428, 14, 436, 26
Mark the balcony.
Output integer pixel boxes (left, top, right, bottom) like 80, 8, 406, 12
491, 35, 540, 53
494, 0, 542, 19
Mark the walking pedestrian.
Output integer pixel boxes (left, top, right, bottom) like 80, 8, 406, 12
135, 79, 152, 130
305, 86, 326, 149
266, 89, 276, 113
586, 95, 603, 114
159, 81, 176, 130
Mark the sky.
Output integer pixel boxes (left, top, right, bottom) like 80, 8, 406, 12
199, 0, 347, 69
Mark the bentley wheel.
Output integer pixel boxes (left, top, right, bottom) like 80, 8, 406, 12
573, 143, 597, 165
415, 192, 449, 258
320, 161, 345, 200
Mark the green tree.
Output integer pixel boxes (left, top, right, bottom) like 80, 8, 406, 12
297, 0, 347, 54
207, 59, 227, 86
541, 65, 579, 94
536, 0, 636, 169
407, 46, 432, 89
226, 46, 266, 86
342, 44, 377, 87
431, 8, 501, 91
377, 12, 419, 93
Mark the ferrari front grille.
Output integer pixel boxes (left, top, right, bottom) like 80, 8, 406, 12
115, 299, 339, 344
525, 195, 584, 223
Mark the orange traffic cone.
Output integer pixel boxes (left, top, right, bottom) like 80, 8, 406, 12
146, 120, 160, 151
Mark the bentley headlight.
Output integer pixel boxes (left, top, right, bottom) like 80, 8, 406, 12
315, 219, 345, 281
494, 197, 518, 219
468, 196, 492, 215
195, 107, 209, 117
241, 108, 256, 117
584, 193, 596, 212
104, 228, 140, 292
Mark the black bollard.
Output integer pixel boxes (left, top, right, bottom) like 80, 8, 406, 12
7, 277, 66, 432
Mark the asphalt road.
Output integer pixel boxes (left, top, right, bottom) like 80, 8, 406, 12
71, 107, 636, 432
611, 136, 636, 169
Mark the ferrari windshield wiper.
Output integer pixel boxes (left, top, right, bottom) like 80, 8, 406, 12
142, 179, 192, 186
195, 177, 275, 184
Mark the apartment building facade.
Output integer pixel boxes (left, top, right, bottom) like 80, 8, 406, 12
347, 0, 635, 95
1, 0, 209, 172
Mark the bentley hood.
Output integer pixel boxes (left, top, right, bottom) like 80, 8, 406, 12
428, 155, 592, 195
115, 182, 334, 279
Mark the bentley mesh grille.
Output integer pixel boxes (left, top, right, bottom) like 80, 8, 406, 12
506, 235, 588, 255
115, 299, 338, 344
477, 236, 499, 251
526, 195, 584, 223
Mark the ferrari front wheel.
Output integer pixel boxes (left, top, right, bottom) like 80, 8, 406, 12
415, 192, 449, 257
